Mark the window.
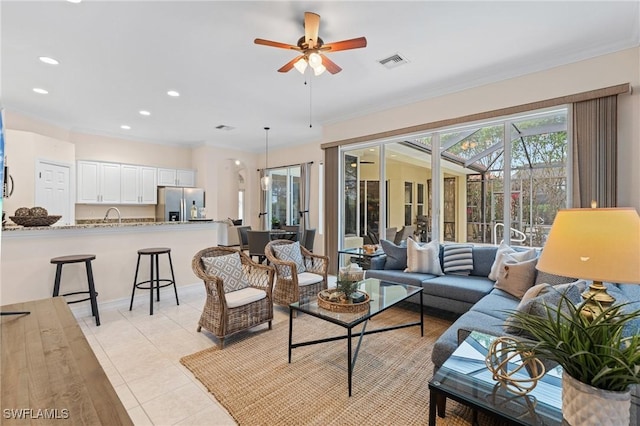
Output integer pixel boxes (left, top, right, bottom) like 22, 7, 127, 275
404, 182, 413, 226
267, 166, 300, 228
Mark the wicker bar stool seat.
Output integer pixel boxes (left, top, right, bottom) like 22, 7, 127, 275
51, 254, 100, 326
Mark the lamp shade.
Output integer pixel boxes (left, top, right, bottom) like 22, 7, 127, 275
537, 208, 640, 284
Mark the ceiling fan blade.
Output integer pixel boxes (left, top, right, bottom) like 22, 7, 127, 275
304, 12, 320, 49
278, 55, 305, 73
254, 38, 300, 50
320, 54, 342, 74
322, 37, 367, 52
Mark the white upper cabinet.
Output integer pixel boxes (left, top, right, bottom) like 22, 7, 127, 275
157, 168, 195, 187
77, 161, 121, 204
121, 165, 157, 204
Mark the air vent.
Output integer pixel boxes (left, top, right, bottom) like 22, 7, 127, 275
215, 124, 235, 131
378, 53, 409, 69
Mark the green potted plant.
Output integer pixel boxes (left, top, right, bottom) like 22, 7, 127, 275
508, 294, 640, 426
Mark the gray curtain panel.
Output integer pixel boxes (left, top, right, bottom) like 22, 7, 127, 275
572, 95, 617, 208
299, 162, 311, 231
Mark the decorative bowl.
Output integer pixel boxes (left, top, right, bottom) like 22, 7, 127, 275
317, 289, 370, 313
10, 215, 62, 227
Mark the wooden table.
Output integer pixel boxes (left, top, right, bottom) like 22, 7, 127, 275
1, 297, 133, 425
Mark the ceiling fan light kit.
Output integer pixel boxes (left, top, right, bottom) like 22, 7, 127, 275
254, 11, 367, 76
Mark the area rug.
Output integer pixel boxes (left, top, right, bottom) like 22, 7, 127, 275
180, 307, 491, 425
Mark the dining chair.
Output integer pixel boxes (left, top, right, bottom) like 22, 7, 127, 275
192, 247, 274, 349
247, 230, 271, 264
236, 226, 251, 251
264, 239, 328, 307
385, 227, 398, 241
301, 228, 316, 252
281, 225, 300, 241
394, 225, 415, 245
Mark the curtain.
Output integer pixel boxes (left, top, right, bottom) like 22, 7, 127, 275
299, 162, 311, 230
259, 169, 268, 230
572, 95, 617, 208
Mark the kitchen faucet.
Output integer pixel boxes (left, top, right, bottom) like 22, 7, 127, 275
103, 207, 121, 224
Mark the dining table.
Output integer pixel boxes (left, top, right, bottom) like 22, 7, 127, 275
269, 230, 299, 241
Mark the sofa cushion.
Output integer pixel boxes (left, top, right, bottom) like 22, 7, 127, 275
405, 239, 443, 275
380, 239, 407, 270
494, 256, 538, 298
470, 288, 520, 319
488, 243, 536, 281
364, 269, 436, 287
202, 252, 249, 293
421, 275, 494, 304
442, 244, 474, 275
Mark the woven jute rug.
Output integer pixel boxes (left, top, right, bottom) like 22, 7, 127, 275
181, 307, 495, 426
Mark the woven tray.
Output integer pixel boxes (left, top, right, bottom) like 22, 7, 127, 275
10, 215, 61, 227
317, 289, 370, 313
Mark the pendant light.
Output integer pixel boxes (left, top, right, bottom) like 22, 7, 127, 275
260, 127, 271, 191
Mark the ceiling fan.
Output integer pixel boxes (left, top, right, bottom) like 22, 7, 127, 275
254, 11, 367, 76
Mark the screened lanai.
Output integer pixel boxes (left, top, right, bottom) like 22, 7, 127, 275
340, 107, 569, 249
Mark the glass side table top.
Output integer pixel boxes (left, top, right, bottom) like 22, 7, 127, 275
338, 247, 385, 258
290, 278, 422, 327
431, 331, 564, 425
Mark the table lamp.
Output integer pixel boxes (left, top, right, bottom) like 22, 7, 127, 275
536, 206, 640, 318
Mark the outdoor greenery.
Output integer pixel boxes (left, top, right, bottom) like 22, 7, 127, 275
507, 294, 640, 392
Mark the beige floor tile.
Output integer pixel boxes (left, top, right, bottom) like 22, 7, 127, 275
173, 404, 236, 426
141, 382, 217, 425
126, 363, 191, 404
126, 405, 153, 426
114, 383, 139, 410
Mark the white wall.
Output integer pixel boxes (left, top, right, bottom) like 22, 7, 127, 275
323, 47, 640, 211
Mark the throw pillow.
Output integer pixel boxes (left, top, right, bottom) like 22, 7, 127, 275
494, 256, 538, 299
488, 243, 536, 281
504, 280, 587, 334
534, 270, 577, 286
201, 252, 250, 293
272, 241, 306, 273
380, 239, 407, 270
442, 244, 474, 275
404, 238, 443, 275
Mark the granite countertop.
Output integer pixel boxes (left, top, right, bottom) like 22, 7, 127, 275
2, 218, 226, 232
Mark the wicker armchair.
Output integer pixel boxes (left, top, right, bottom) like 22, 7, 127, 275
192, 247, 275, 348
264, 239, 329, 307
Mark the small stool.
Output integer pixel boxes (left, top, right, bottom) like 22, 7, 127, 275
51, 254, 100, 326
129, 248, 179, 315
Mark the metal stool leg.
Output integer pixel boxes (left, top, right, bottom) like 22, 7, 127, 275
155, 254, 161, 302
167, 252, 179, 305
129, 253, 141, 311
52, 264, 63, 297
85, 260, 100, 326
149, 254, 154, 315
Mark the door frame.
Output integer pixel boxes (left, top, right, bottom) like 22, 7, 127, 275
35, 158, 75, 225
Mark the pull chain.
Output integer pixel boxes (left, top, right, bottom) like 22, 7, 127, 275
309, 76, 313, 128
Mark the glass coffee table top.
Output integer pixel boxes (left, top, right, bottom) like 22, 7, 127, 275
290, 278, 422, 327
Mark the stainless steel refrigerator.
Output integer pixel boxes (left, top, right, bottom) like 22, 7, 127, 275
156, 187, 205, 222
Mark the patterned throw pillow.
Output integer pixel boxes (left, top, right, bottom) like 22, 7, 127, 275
442, 244, 474, 275
201, 252, 249, 293
272, 241, 306, 273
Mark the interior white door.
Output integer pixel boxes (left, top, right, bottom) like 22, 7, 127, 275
35, 161, 72, 225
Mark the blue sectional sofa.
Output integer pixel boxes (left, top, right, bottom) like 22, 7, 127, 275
365, 241, 640, 370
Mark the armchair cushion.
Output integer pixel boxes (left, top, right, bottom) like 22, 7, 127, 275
201, 252, 249, 293
272, 241, 306, 273
297, 272, 324, 287
225, 287, 267, 308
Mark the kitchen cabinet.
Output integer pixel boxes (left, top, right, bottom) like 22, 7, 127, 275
157, 168, 196, 187
121, 165, 157, 204
77, 161, 121, 204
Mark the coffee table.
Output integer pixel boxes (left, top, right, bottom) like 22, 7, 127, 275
428, 330, 639, 425
289, 278, 423, 396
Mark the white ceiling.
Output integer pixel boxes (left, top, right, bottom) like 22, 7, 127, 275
2, 1, 639, 152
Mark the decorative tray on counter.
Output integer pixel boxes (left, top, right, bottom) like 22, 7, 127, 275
9, 215, 61, 227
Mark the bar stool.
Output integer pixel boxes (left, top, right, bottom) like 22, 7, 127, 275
129, 247, 179, 315
51, 254, 100, 326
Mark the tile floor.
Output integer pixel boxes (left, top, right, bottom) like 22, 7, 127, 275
75, 279, 336, 426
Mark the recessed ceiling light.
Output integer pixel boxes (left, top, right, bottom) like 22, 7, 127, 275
67, 0, 82, 3
139, 110, 151, 116
121, 125, 131, 130
33, 88, 49, 94
167, 90, 180, 97
235, 160, 241, 166
39, 56, 59, 65
368, 148, 375, 152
